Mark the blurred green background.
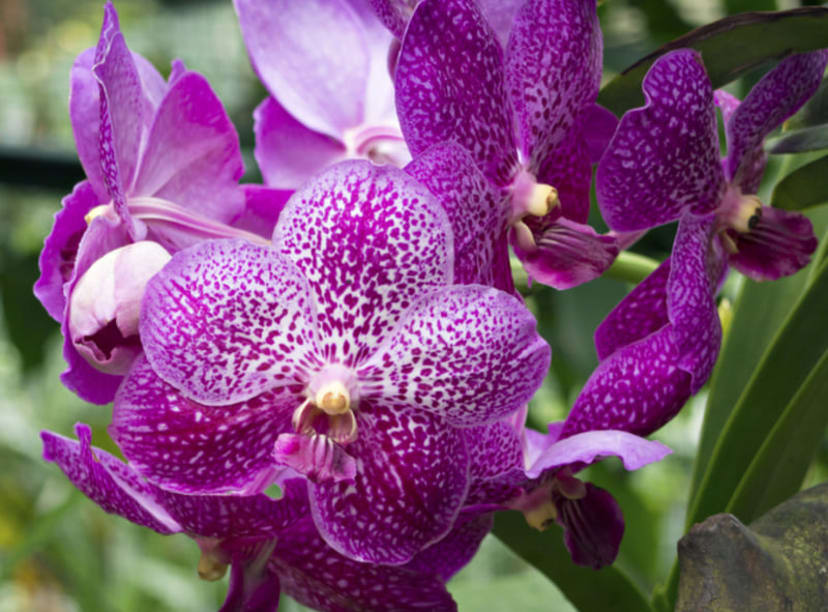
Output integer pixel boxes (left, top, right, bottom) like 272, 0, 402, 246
1, 0, 826, 610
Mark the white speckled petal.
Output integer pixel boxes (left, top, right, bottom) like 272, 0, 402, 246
360, 285, 550, 427
309, 402, 469, 564
111, 356, 299, 495
140, 239, 320, 405
597, 49, 725, 231
273, 161, 453, 366
395, 0, 518, 186
273, 516, 456, 611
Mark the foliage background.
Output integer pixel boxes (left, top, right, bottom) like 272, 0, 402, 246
0, 0, 825, 610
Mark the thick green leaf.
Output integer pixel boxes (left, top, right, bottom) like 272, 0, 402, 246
688, 207, 828, 501
598, 8, 828, 116
766, 124, 828, 154
686, 256, 828, 531
493, 512, 652, 612
725, 350, 828, 522
770, 154, 828, 210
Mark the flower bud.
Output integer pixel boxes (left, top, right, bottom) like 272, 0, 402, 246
69, 241, 171, 374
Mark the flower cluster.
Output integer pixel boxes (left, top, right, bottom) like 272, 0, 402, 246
33, 0, 825, 610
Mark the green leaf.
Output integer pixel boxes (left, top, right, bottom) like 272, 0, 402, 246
688, 207, 828, 501
686, 255, 828, 531
770, 154, 828, 210
766, 124, 828, 154
725, 350, 828, 522
598, 8, 828, 117
493, 512, 653, 612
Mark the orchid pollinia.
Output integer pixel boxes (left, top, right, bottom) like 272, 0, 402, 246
32, 0, 828, 610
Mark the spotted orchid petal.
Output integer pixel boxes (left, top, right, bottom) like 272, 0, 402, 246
130, 70, 245, 229
253, 97, 346, 190
405, 142, 513, 291
234, 0, 372, 139
111, 357, 297, 495
360, 285, 550, 427
41, 423, 180, 534
140, 239, 320, 405
505, 0, 602, 171
597, 49, 725, 231
273, 517, 457, 611
273, 161, 453, 366
309, 403, 469, 565
463, 421, 525, 507
404, 510, 494, 581
511, 217, 619, 290
725, 50, 828, 186
34, 181, 100, 322
563, 214, 724, 437
395, 0, 518, 186
728, 206, 817, 281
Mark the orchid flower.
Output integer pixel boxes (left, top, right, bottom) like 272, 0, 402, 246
109, 160, 550, 565
34, 2, 287, 404
234, 0, 410, 190
567, 49, 828, 437
394, 0, 620, 289
458, 410, 671, 569
42, 424, 465, 611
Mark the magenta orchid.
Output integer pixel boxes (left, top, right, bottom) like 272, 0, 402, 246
564, 49, 827, 437
234, 0, 410, 190
33, 2, 286, 404
394, 0, 620, 289
42, 424, 465, 611
109, 160, 550, 565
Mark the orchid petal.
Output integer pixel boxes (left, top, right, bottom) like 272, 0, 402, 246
140, 239, 320, 405
729, 206, 817, 281
273, 161, 453, 366
309, 403, 469, 564
131, 71, 245, 226
111, 357, 297, 495
594, 260, 671, 361
524, 428, 671, 479
253, 96, 346, 190
234, 0, 369, 137
581, 103, 620, 164
463, 421, 524, 507
405, 142, 512, 290
506, 0, 601, 170
725, 50, 828, 184
230, 185, 292, 239
597, 49, 725, 231
34, 181, 100, 321
533, 123, 592, 223
41, 423, 180, 534
511, 218, 619, 290
361, 285, 550, 427
561, 326, 692, 437
273, 517, 456, 611
395, 0, 518, 186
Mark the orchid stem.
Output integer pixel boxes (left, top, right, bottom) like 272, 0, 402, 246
605, 251, 660, 284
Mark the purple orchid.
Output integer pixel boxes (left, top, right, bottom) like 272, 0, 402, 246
234, 0, 410, 190
394, 0, 620, 289
562, 49, 827, 438
33, 2, 287, 404
42, 424, 468, 611
109, 160, 550, 565
458, 409, 671, 568
597, 48, 826, 280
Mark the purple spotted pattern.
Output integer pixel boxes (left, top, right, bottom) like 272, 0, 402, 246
395, 0, 619, 289
117, 160, 549, 565
43, 424, 464, 611
33, 1, 257, 405
562, 213, 725, 438
598, 48, 825, 282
